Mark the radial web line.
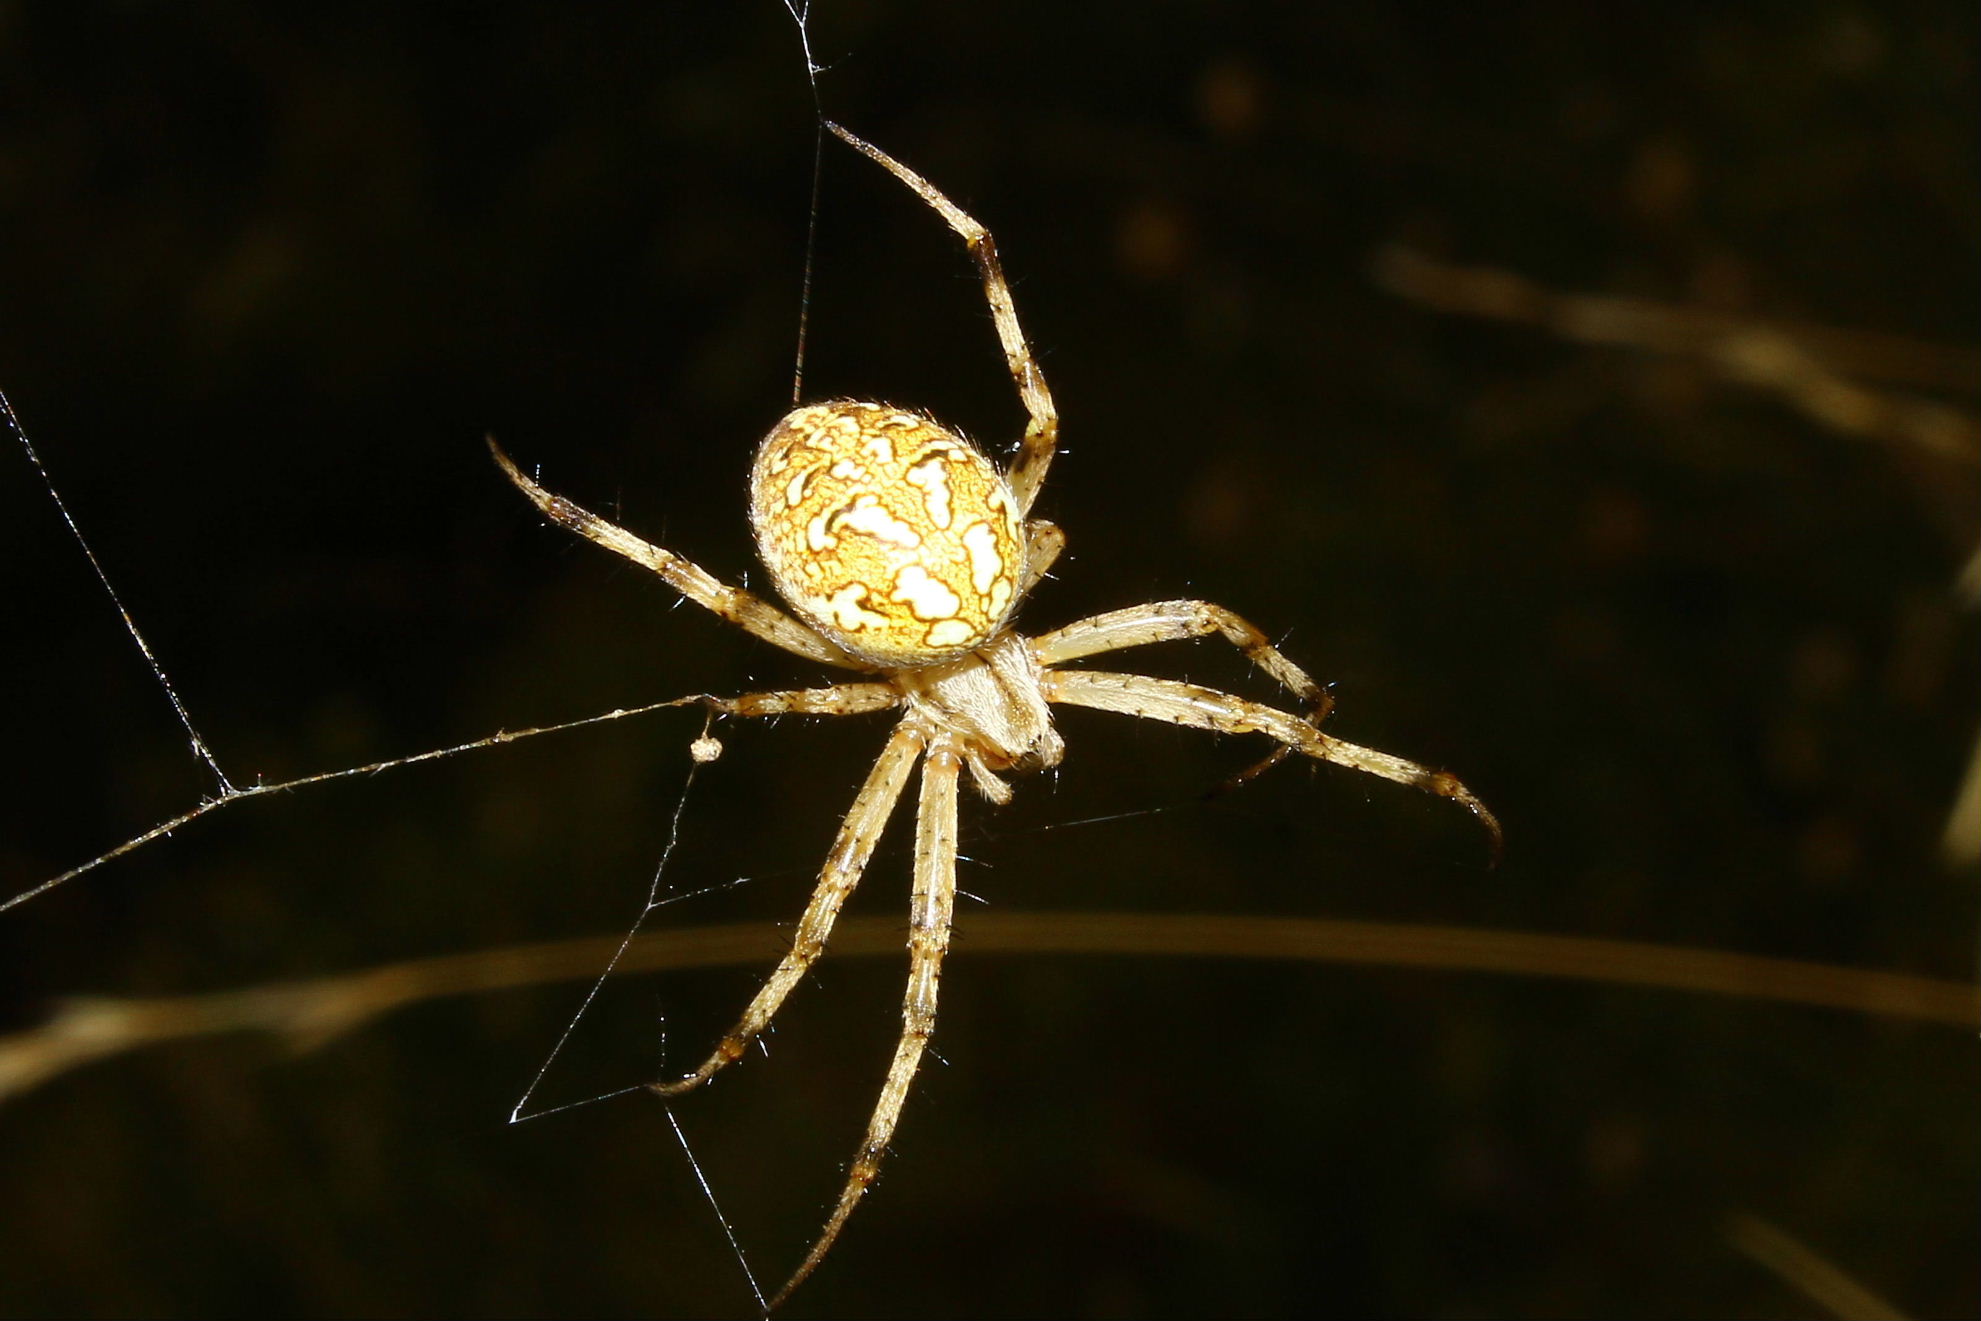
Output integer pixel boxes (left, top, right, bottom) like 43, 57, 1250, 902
782, 0, 827, 406
2, 386, 232, 793
2, 694, 703, 914
508, 726, 713, 1125
664, 1082, 765, 1311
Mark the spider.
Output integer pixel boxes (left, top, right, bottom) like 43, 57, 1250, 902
489, 121, 1499, 1311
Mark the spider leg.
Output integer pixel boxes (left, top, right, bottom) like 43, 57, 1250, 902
698, 683, 900, 719
687, 684, 901, 764
1020, 519, 1066, 596
1044, 668, 1502, 858
489, 438, 865, 670
1033, 599, 1336, 789
826, 122, 1060, 518
769, 736, 962, 1311
1033, 600, 1331, 713
650, 724, 924, 1099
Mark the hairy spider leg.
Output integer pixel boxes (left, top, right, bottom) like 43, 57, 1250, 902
650, 724, 925, 1098
825, 122, 1060, 519
490, 437, 866, 671
768, 735, 962, 1311
1035, 598, 1340, 787
1044, 668, 1502, 857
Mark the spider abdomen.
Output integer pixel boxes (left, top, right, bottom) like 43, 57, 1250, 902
750, 401, 1025, 667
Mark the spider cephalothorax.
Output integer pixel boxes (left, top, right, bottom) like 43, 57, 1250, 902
492, 121, 1497, 1311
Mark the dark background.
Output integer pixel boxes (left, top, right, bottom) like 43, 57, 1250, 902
1, 4, 1974, 1317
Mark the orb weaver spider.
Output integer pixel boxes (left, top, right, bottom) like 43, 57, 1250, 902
490, 121, 1499, 1310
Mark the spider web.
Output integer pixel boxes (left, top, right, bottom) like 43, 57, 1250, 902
0, 3, 952, 1310
0, 12, 847, 1313
11, 369, 797, 1308
0, 9, 1228, 1312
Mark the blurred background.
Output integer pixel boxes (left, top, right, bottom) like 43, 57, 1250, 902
1, 3, 1974, 1317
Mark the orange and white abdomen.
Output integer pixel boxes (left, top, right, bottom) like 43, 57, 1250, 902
750, 401, 1025, 667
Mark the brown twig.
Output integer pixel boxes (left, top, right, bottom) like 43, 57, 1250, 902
3, 912, 1972, 1102
1374, 246, 1981, 465
1724, 1211, 1910, 1321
